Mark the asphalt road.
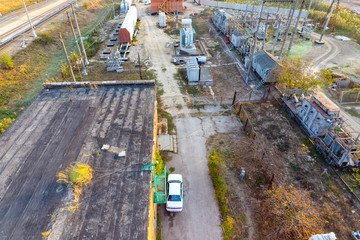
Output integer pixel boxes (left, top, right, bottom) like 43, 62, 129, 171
138, 4, 238, 239
0, 0, 73, 44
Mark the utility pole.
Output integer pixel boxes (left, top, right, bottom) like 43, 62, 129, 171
304, 0, 313, 25
176, 0, 179, 29
71, 4, 89, 66
243, 0, 249, 26
59, 32, 76, 82
22, 0, 37, 38
245, 0, 265, 83
271, 18, 281, 55
287, 0, 305, 56
173, 0, 176, 23
112, 0, 116, 19
279, 0, 297, 60
316, 0, 337, 44
261, 12, 269, 50
67, 11, 87, 76
138, 52, 143, 80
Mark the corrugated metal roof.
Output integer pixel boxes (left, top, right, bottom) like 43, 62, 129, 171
253, 50, 278, 72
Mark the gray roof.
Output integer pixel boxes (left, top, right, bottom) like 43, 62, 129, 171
253, 50, 278, 72
0, 83, 155, 240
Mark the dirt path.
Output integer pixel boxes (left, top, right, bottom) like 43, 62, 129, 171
311, 32, 341, 72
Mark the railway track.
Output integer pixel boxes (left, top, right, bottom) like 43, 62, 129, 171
0, 0, 75, 50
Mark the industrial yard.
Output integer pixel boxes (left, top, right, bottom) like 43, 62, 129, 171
1, 0, 360, 239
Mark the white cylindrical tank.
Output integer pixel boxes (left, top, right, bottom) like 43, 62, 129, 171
159, 12, 166, 28
119, 6, 137, 43
181, 19, 192, 25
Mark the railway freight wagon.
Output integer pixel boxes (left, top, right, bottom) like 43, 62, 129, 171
118, 6, 137, 43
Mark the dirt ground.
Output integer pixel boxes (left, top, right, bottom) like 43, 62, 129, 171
207, 102, 360, 239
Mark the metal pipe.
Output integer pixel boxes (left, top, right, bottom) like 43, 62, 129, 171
279, 0, 297, 60
71, 4, 89, 66
59, 32, 76, 82
318, 0, 337, 43
22, 0, 37, 38
67, 11, 87, 76
287, 0, 305, 56
245, 0, 264, 83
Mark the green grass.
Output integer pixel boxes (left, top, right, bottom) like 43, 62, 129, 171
309, 2, 360, 44
191, 17, 209, 38
174, 68, 200, 96
0, 2, 113, 136
288, 41, 313, 58
208, 149, 234, 240
345, 108, 360, 118
156, 207, 163, 240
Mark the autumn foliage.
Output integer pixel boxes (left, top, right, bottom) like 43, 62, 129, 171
274, 58, 333, 94
259, 185, 324, 240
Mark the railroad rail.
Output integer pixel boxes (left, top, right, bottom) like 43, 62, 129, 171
0, 0, 75, 49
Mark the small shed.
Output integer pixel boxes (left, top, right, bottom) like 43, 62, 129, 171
186, 57, 200, 84
118, 6, 137, 43
252, 50, 278, 82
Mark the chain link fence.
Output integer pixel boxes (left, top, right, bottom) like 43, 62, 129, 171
340, 90, 360, 104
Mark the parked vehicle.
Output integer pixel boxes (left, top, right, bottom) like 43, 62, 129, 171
166, 174, 183, 212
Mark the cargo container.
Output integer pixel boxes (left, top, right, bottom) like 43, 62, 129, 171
118, 6, 137, 43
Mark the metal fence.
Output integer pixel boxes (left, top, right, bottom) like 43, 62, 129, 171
190, 85, 283, 107
196, 0, 308, 18
340, 90, 360, 105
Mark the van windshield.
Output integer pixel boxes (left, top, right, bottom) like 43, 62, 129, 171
168, 195, 181, 201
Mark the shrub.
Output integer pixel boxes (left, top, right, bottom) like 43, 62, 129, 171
35, 32, 54, 45
0, 54, 14, 69
260, 185, 324, 239
222, 215, 235, 240
155, 149, 165, 175
208, 149, 229, 216
0, 118, 14, 135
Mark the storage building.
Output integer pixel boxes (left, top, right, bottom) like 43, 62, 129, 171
0, 81, 159, 239
151, 0, 183, 14
118, 6, 137, 43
